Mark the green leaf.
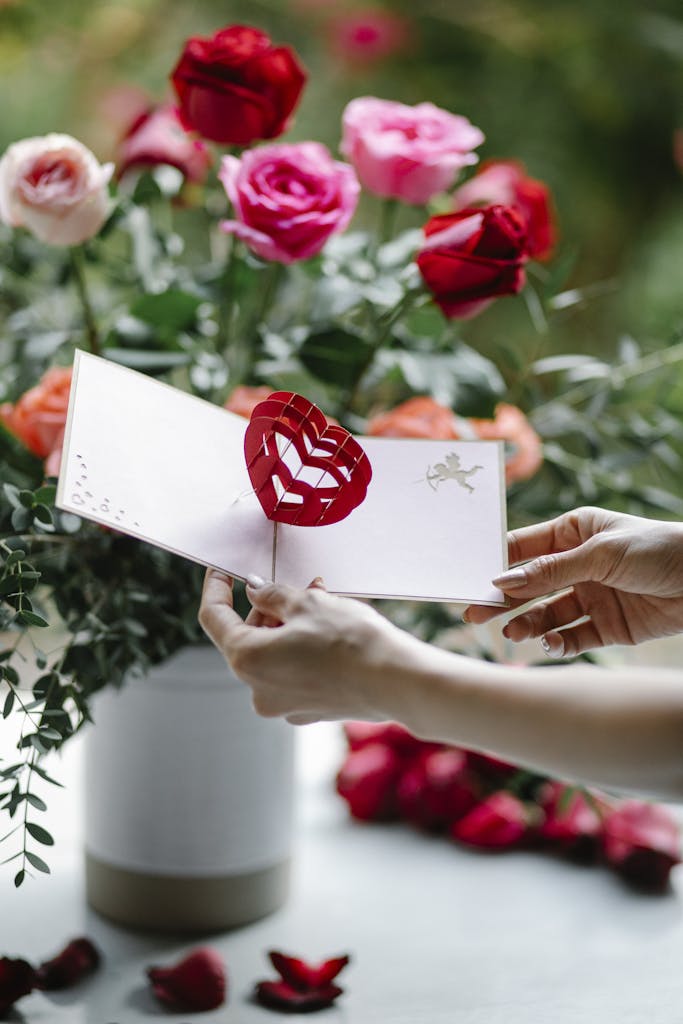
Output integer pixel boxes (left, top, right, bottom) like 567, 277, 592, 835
25, 851, 50, 873
32, 764, 64, 788
33, 484, 57, 505
0, 576, 21, 597
10, 506, 31, 531
131, 289, 202, 333
298, 328, 374, 389
5, 549, 26, 566
26, 822, 54, 846
25, 793, 47, 811
2, 484, 21, 510
2, 690, 14, 719
18, 490, 34, 509
15, 610, 49, 628
32, 504, 53, 525
14, 869, 24, 887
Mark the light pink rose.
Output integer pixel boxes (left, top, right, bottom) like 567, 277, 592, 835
219, 142, 359, 263
117, 105, 212, 184
0, 134, 113, 246
340, 97, 484, 205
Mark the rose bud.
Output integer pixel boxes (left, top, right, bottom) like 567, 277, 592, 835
219, 142, 359, 264
537, 783, 609, 862
147, 947, 227, 1012
397, 748, 478, 832
335, 743, 403, 821
254, 950, 349, 1012
451, 791, 529, 850
602, 801, 681, 892
0, 133, 113, 246
0, 957, 36, 1015
343, 720, 435, 758
117, 104, 211, 185
171, 25, 307, 146
416, 204, 529, 320
36, 937, 101, 990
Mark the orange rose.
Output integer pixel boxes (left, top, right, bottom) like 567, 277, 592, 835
1, 366, 72, 474
224, 385, 274, 419
470, 403, 542, 484
366, 395, 461, 439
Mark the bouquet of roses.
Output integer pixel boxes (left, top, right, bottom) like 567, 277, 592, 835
1, 23, 682, 885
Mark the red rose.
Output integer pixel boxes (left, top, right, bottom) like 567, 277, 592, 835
170, 25, 307, 146
538, 783, 608, 862
397, 748, 478, 832
602, 800, 681, 891
450, 791, 529, 849
464, 750, 520, 786
453, 160, 557, 261
416, 204, 529, 320
335, 743, 402, 821
342, 720, 432, 758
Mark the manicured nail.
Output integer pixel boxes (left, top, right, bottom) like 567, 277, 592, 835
492, 567, 528, 589
461, 608, 470, 623
246, 574, 266, 589
541, 634, 564, 659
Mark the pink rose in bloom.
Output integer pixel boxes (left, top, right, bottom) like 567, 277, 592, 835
416, 205, 529, 319
343, 720, 432, 757
117, 105, 211, 184
397, 748, 479, 832
219, 142, 359, 264
340, 97, 484, 205
335, 742, 402, 821
329, 11, 410, 66
453, 160, 557, 261
255, 951, 349, 1012
0, 134, 113, 246
450, 791, 529, 850
147, 947, 227, 1012
538, 783, 609, 862
602, 801, 681, 891
1, 366, 72, 477
171, 25, 307, 146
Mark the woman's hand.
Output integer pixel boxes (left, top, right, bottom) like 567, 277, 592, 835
199, 571, 410, 725
465, 506, 683, 657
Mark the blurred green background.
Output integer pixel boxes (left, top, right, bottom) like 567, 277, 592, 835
1, 0, 682, 360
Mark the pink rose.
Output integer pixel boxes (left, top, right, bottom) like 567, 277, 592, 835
450, 791, 529, 849
453, 159, 557, 261
538, 782, 609, 861
328, 11, 410, 66
117, 105, 211, 184
0, 134, 113, 246
219, 142, 359, 264
602, 800, 681, 891
340, 97, 484, 205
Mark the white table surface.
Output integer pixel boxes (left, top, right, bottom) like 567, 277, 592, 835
1, 720, 683, 1024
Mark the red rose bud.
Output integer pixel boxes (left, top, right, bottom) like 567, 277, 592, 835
343, 720, 435, 757
0, 957, 36, 1015
171, 25, 307, 146
36, 937, 101, 990
465, 750, 520, 786
416, 204, 528, 320
397, 749, 478, 832
602, 801, 681, 892
451, 791, 529, 849
538, 783, 608, 862
147, 947, 227, 1012
254, 950, 349, 1012
335, 743, 403, 821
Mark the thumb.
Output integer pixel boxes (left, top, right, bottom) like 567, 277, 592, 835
492, 545, 602, 597
246, 574, 309, 620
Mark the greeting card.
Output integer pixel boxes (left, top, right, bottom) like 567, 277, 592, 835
56, 351, 508, 604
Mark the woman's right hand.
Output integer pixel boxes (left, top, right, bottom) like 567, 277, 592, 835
465, 506, 683, 657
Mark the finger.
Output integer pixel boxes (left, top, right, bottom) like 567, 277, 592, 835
286, 713, 321, 726
199, 568, 249, 646
246, 575, 316, 620
503, 590, 584, 642
308, 576, 327, 591
541, 620, 604, 659
492, 540, 604, 600
463, 598, 527, 626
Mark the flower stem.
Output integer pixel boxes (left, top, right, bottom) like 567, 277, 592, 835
70, 247, 100, 357
379, 198, 399, 244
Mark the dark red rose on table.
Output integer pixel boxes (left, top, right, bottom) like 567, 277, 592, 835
538, 783, 609, 862
451, 790, 529, 849
602, 800, 681, 891
171, 25, 307, 146
335, 742, 403, 821
397, 748, 479, 832
416, 204, 528, 320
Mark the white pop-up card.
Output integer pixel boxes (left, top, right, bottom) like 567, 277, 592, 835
56, 351, 508, 604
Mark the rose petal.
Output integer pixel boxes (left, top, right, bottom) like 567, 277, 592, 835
147, 947, 227, 1011
36, 937, 101, 990
0, 957, 36, 1015
255, 978, 343, 1012
269, 951, 350, 990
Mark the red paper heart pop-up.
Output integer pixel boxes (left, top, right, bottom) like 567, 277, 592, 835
244, 392, 372, 526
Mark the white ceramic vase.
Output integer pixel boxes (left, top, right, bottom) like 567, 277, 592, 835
84, 644, 295, 932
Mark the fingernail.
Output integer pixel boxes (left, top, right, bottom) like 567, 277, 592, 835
492, 567, 528, 589
541, 634, 564, 659
311, 576, 324, 586
461, 608, 470, 623
246, 574, 266, 589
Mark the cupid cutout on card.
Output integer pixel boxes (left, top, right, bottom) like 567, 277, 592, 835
57, 351, 508, 604
244, 391, 372, 526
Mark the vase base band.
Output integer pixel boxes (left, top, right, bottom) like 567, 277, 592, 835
85, 853, 290, 933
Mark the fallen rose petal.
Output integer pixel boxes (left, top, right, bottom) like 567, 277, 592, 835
451, 791, 529, 849
255, 979, 343, 1012
0, 957, 36, 1015
269, 951, 349, 990
36, 937, 101, 990
147, 947, 227, 1012
335, 742, 403, 821
602, 800, 681, 891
